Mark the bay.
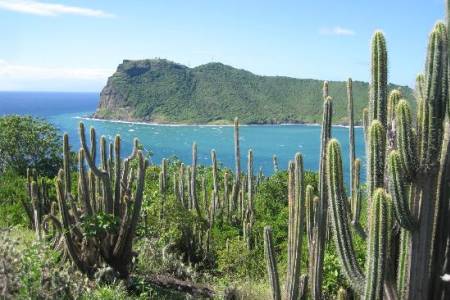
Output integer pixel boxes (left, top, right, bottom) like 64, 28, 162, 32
0, 92, 366, 182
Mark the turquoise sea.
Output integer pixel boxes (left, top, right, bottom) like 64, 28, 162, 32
0, 92, 365, 181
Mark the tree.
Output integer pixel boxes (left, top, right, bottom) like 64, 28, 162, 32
0, 115, 61, 177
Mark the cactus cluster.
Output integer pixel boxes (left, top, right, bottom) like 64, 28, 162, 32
53, 123, 147, 278
262, 2, 450, 299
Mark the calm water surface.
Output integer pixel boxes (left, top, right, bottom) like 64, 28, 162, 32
0, 92, 366, 182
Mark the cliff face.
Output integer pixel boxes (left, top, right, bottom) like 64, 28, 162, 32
94, 59, 414, 124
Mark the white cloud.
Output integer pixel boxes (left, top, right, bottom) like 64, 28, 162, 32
319, 26, 355, 36
0, 60, 113, 80
0, 0, 114, 17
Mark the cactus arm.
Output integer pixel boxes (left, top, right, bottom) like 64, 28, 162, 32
408, 23, 448, 299
397, 229, 410, 299
108, 142, 114, 180
63, 133, 71, 196
323, 80, 329, 99
55, 177, 94, 276
211, 150, 219, 208
347, 78, 355, 197
364, 189, 393, 300
369, 31, 388, 128
79, 123, 113, 213
310, 94, 332, 299
286, 154, 305, 300
387, 151, 417, 230
89, 126, 96, 161
350, 159, 361, 224
263, 226, 281, 300
326, 139, 365, 295
431, 121, 450, 297
367, 120, 386, 199
395, 100, 417, 179
88, 170, 97, 213
113, 135, 121, 217
231, 117, 241, 214
78, 149, 93, 216
118, 151, 147, 262
30, 181, 41, 239
305, 185, 314, 246
224, 171, 229, 220
179, 163, 186, 208
190, 143, 205, 222
363, 108, 369, 145
272, 155, 279, 172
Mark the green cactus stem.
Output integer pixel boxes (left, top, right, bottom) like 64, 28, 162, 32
364, 188, 393, 300
264, 226, 281, 300
369, 31, 388, 128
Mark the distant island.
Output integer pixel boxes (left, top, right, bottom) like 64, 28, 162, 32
94, 59, 414, 125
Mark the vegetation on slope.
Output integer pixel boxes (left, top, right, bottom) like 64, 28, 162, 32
95, 59, 413, 124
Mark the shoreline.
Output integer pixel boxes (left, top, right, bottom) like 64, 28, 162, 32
77, 115, 363, 128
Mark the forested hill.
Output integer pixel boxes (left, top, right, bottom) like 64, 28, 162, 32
94, 59, 414, 124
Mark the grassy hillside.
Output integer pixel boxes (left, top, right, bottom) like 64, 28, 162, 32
95, 59, 414, 124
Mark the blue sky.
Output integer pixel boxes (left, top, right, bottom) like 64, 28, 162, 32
0, 0, 446, 92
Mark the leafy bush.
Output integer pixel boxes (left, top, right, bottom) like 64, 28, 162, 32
0, 170, 28, 227
0, 115, 62, 177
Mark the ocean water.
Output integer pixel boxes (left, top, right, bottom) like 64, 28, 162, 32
0, 92, 366, 181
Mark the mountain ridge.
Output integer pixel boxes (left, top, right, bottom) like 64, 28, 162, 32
94, 58, 414, 124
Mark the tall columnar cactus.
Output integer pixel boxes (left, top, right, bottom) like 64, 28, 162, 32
264, 226, 281, 300
323, 15, 450, 299
347, 78, 355, 196
310, 86, 332, 299
179, 163, 186, 208
369, 31, 388, 128
272, 155, 279, 172
326, 139, 393, 298
230, 117, 241, 214
305, 184, 315, 246
223, 171, 229, 220
264, 154, 306, 300
286, 153, 305, 299
211, 149, 219, 209
23, 169, 53, 239
323, 80, 329, 99
190, 142, 203, 220
387, 21, 450, 299
55, 123, 147, 278
243, 149, 254, 250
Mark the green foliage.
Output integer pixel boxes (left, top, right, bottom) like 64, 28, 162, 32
0, 115, 62, 177
80, 213, 121, 238
95, 59, 414, 124
0, 170, 28, 227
